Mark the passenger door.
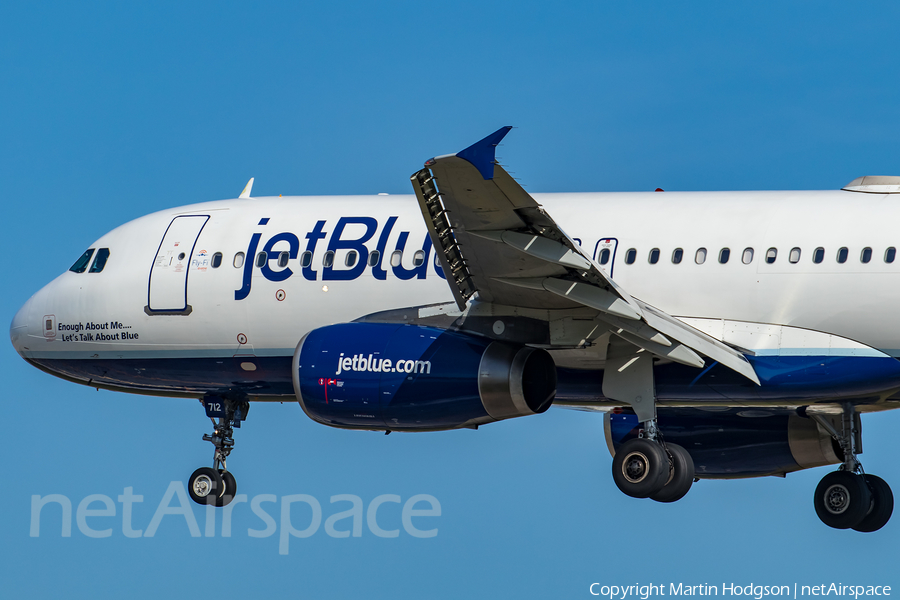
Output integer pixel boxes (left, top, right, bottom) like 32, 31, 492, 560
146, 215, 210, 314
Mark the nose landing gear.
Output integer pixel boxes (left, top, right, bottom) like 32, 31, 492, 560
188, 395, 248, 507
811, 405, 893, 532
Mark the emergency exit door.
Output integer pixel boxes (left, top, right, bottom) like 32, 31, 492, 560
594, 238, 619, 277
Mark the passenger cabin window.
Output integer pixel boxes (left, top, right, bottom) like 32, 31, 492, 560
390, 250, 402, 267
412, 250, 426, 267
624, 248, 637, 265
695, 248, 707, 264
368, 250, 380, 267
278, 252, 290, 268
789, 248, 801, 264
813, 247, 825, 264
742, 248, 754, 264
211, 252, 223, 268
300, 251, 312, 268
861, 247, 873, 263
233, 252, 245, 268
765, 248, 777, 264
718, 248, 730, 264
598, 248, 611, 265
672, 248, 683, 264
886, 247, 896, 263
323, 251, 335, 268
255, 252, 267, 268
69, 249, 95, 273
649, 248, 660, 264
837, 247, 848, 264
345, 250, 358, 267
89, 248, 110, 273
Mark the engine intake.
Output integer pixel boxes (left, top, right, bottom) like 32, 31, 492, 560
292, 322, 556, 431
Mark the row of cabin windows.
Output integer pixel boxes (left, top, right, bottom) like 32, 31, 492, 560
69, 248, 111, 273
616, 246, 899, 266
218, 249, 431, 270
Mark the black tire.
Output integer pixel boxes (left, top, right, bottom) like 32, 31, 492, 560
853, 474, 893, 533
188, 467, 223, 506
216, 470, 238, 507
650, 443, 695, 503
814, 471, 871, 529
612, 438, 669, 498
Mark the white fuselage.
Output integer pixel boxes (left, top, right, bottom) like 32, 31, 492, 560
11, 189, 900, 399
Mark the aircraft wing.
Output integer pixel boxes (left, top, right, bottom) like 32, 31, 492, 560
410, 127, 759, 385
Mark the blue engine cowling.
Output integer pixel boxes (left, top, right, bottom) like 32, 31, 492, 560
604, 408, 841, 478
292, 323, 557, 431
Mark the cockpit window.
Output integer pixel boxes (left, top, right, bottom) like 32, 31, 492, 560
69, 249, 95, 273
89, 248, 110, 273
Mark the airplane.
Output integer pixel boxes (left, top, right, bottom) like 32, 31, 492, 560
10, 126, 900, 532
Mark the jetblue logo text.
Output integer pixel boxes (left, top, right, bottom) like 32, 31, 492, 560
235, 216, 445, 300
30, 483, 441, 555
335, 352, 432, 375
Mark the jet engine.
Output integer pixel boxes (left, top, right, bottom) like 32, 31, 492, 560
604, 408, 841, 478
292, 323, 557, 431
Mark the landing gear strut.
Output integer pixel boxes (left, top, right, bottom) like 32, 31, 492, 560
811, 405, 893, 532
188, 395, 248, 507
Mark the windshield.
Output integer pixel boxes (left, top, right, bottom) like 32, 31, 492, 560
89, 248, 110, 273
69, 249, 95, 273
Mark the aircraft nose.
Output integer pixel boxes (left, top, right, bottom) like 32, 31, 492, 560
9, 295, 35, 357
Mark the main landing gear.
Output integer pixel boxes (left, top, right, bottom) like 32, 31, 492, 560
604, 338, 696, 502
188, 396, 249, 507
611, 419, 696, 502
811, 405, 893, 532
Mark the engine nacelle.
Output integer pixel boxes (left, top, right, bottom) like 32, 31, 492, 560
292, 323, 556, 431
604, 409, 841, 478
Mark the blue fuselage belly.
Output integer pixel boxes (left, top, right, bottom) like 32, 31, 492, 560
560, 355, 900, 403
657, 354, 900, 402
29, 356, 295, 397
32, 352, 900, 405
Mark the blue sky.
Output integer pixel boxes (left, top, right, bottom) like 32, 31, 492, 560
3, 2, 900, 598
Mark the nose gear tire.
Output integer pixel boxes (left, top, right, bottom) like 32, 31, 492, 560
189, 467, 224, 505
215, 470, 238, 507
